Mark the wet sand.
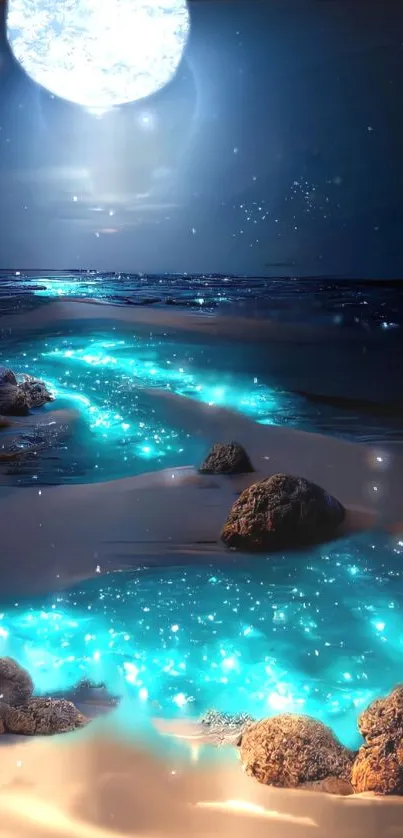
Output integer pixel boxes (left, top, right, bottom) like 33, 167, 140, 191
0, 297, 361, 343
1, 296, 400, 404
0, 387, 402, 598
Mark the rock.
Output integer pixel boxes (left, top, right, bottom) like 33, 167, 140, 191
221, 473, 345, 552
0, 372, 53, 415
125, 297, 161, 306
199, 709, 255, 746
358, 686, 403, 743
300, 777, 354, 795
0, 383, 30, 415
0, 697, 88, 735
0, 657, 34, 706
199, 442, 254, 475
18, 376, 53, 409
50, 678, 120, 708
239, 714, 354, 789
0, 366, 17, 386
350, 687, 403, 795
166, 298, 216, 308
351, 738, 403, 795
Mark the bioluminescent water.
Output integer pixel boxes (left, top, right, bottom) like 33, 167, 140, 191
0, 532, 402, 749
1, 275, 403, 484
0, 329, 297, 483
1, 274, 403, 751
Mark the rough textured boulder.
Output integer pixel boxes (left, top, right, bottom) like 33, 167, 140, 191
0, 366, 17, 386
0, 657, 34, 706
199, 442, 254, 475
351, 686, 403, 794
357, 686, 403, 743
221, 473, 345, 551
18, 375, 53, 409
0, 697, 88, 735
352, 738, 403, 795
0, 367, 53, 415
239, 714, 354, 789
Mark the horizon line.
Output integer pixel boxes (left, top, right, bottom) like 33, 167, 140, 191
0, 269, 402, 285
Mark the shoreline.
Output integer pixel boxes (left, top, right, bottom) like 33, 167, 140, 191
0, 388, 402, 599
1, 297, 401, 406
0, 297, 365, 344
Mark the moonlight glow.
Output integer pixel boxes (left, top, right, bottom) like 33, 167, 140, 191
6, 0, 190, 108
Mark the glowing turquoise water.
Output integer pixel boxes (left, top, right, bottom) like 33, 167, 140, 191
1, 301, 403, 750
0, 330, 296, 482
1, 532, 402, 748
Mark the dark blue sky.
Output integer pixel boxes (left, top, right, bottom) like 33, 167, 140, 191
0, 0, 402, 276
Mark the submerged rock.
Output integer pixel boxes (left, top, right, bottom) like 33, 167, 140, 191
166, 297, 216, 308
358, 686, 403, 743
199, 442, 254, 475
199, 709, 255, 746
351, 738, 403, 795
125, 296, 162, 306
0, 697, 88, 735
221, 473, 345, 552
0, 657, 34, 706
50, 678, 120, 708
239, 714, 354, 789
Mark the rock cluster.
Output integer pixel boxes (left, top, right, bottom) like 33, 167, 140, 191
221, 473, 345, 551
198, 687, 403, 796
0, 656, 88, 736
0, 366, 53, 416
199, 442, 254, 475
351, 687, 403, 795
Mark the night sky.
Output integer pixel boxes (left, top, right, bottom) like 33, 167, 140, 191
0, 0, 402, 277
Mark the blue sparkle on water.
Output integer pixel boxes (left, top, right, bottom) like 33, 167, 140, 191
0, 331, 291, 482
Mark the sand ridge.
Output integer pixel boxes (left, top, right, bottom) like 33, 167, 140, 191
0, 386, 402, 597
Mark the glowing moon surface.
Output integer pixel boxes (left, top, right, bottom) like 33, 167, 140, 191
6, 0, 190, 108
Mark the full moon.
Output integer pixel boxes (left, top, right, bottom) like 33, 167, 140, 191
6, 0, 190, 108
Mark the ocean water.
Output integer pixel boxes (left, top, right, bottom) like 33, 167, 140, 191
0, 272, 403, 750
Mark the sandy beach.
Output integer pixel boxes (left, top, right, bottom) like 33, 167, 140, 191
1, 718, 403, 838
0, 0, 402, 816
